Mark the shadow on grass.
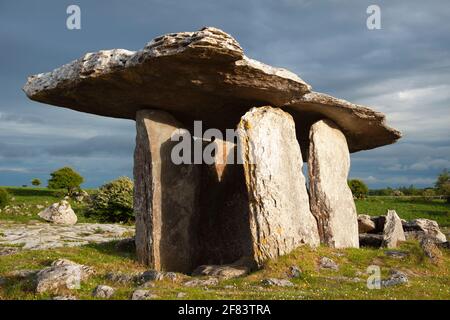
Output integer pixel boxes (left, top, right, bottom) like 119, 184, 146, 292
82, 239, 137, 261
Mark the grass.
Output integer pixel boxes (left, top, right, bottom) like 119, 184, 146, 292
0, 186, 99, 224
0, 240, 448, 300
355, 197, 450, 228
0, 188, 449, 300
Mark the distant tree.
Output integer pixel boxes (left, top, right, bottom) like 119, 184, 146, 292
348, 179, 369, 199
435, 169, 450, 202
0, 188, 10, 209
31, 178, 41, 186
48, 167, 84, 195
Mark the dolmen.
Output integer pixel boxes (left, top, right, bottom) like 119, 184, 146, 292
23, 27, 401, 273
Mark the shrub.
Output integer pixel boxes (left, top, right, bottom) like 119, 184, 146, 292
87, 177, 134, 223
31, 178, 41, 186
0, 188, 10, 209
48, 167, 84, 195
435, 169, 450, 203
348, 179, 369, 199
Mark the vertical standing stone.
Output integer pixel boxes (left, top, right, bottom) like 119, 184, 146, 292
382, 210, 406, 248
308, 119, 359, 248
134, 109, 199, 273
238, 106, 320, 267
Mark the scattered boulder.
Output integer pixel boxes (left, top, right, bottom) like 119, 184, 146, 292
357, 215, 376, 233
92, 285, 115, 299
420, 237, 443, 264
381, 269, 408, 287
192, 258, 250, 280
403, 219, 446, 243
105, 272, 135, 284
261, 278, 294, 287
288, 266, 302, 278
382, 210, 406, 248
183, 277, 219, 287
319, 257, 339, 271
177, 292, 187, 298
52, 295, 77, 300
38, 200, 77, 225
35, 259, 94, 294
137, 270, 165, 283
131, 289, 158, 300
384, 250, 408, 259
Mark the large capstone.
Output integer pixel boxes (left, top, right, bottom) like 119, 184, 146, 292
237, 106, 320, 266
134, 109, 199, 273
308, 119, 359, 248
23, 27, 401, 153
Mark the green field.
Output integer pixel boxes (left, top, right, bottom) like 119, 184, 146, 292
0, 187, 449, 300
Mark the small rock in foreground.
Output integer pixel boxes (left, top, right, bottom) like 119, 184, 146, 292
131, 289, 158, 300
319, 257, 339, 271
261, 278, 294, 287
92, 285, 115, 299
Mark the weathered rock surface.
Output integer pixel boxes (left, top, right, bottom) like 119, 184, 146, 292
237, 106, 320, 266
183, 277, 219, 287
308, 119, 359, 248
403, 219, 447, 243
131, 289, 158, 300
192, 258, 250, 279
261, 278, 294, 287
92, 285, 115, 299
52, 295, 77, 300
35, 259, 94, 294
381, 269, 408, 287
134, 109, 199, 273
23, 27, 400, 152
420, 237, 443, 264
38, 200, 77, 225
105, 272, 136, 284
286, 92, 401, 155
357, 214, 376, 234
319, 257, 339, 271
0, 222, 133, 251
382, 210, 406, 248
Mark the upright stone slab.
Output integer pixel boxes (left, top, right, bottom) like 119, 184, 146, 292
237, 106, 320, 267
134, 109, 199, 273
382, 210, 406, 248
308, 119, 359, 248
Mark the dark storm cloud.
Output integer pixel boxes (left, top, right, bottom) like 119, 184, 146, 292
0, 0, 449, 187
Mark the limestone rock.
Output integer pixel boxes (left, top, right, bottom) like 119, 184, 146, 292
261, 278, 294, 287
319, 257, 339, 271
288, 266, 302, 278
308, 119, 359, 248
23, 27, 309, 132
237, 106, 320, 266
52, 295, 77, 300
286, 92, 401, 155
35, 259, 94, 294
105, 272, 135, 284
38, 200, 77, 225
403, 219, 446, 243
183, 277, 219, 287
92, 285, 115, 299
381, 269, 408, 287
382, 210, 406, 248
134, 109, 199, 273
420, 237, 443, 264
137, 270, 165, 283
357, 214, 376, 234
23, 27, 400, 153
192, 258, 250, 280
131, 289, 158, 300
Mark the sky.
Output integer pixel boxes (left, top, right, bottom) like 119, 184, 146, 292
0, 0, 449, 189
